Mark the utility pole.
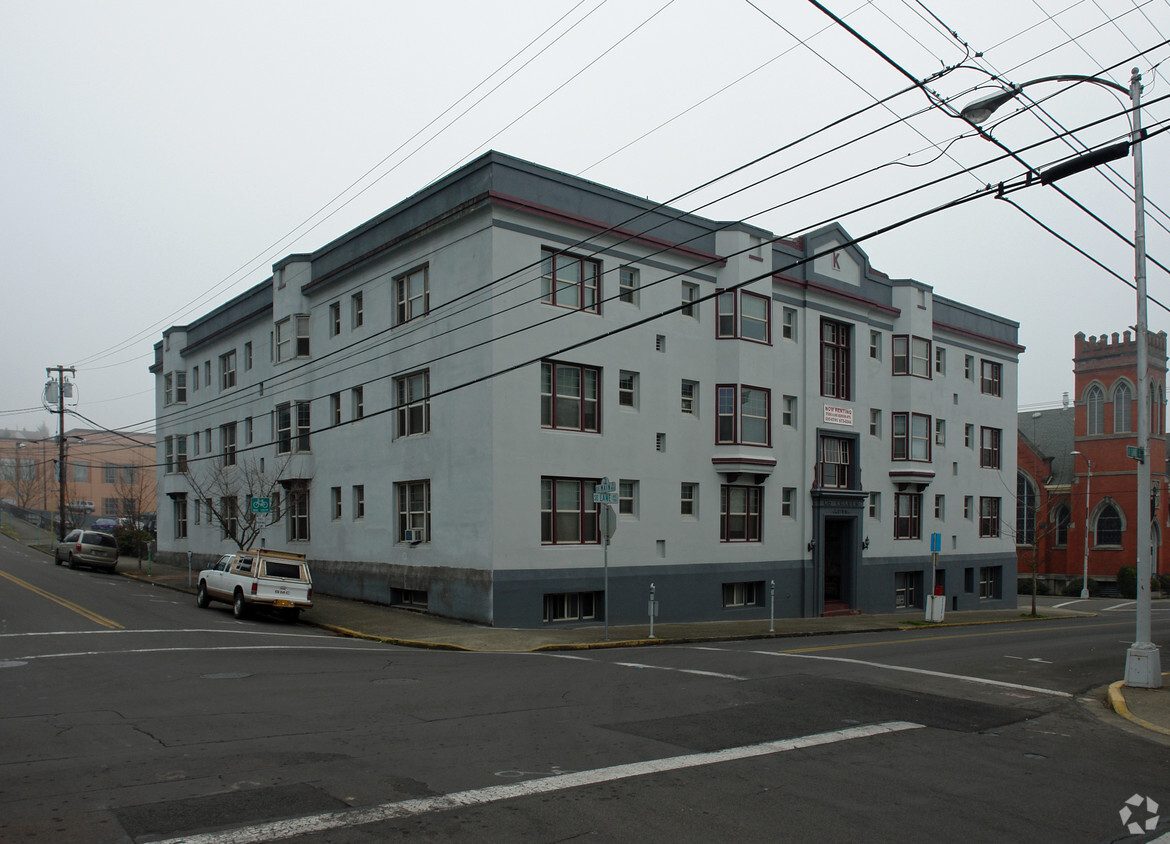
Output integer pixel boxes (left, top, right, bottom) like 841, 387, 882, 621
47, 366, 75, 541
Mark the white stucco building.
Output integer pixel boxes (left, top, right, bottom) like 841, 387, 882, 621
152, 151, 1021, 626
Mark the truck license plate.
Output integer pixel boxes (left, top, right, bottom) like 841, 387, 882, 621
274, 599, 293, 608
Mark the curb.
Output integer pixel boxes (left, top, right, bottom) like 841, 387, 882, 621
1107, 679, 1170, 737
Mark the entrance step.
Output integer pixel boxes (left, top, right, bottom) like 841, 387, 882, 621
821, 600, 860, 617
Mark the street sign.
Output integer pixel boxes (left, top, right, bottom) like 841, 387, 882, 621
593, 492, 619, 505
594, 478, 617, 494
1127, 445, 1146, 463
930, 532, 941, 553
250, 496, 271, 514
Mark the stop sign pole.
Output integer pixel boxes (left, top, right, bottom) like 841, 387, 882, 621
594, 478, 618, 640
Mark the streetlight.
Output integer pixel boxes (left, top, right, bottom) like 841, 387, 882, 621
1070, 451, 1092, 600
964, 69, 1160, 688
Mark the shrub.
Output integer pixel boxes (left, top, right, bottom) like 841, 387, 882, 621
1063, 577, 1100, 597
113, 526, 152, 558
1017, 578, 1050, 596
1117, 566, 1138, 599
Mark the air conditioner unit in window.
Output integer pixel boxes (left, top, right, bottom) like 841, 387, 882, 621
403, 529, 424, 544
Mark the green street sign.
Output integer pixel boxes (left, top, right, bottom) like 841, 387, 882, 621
1126, 445, 1146, 464
250, 496, 271, 514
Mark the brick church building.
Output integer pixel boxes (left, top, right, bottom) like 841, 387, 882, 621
1017, 330, 1169, 592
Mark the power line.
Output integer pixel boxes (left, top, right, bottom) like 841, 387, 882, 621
68, 0, 607, 371
140, 92, 1167, 442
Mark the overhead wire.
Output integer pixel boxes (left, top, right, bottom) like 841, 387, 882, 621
139, 72, 1170, 438
142, 66, 968, 432
142, 110, 1162, 444
807, 0, 1170, 300
67, 0, 608, 371
169, 164, 1051, 474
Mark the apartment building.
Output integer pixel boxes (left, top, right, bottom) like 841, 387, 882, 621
152, 151, 1021, 626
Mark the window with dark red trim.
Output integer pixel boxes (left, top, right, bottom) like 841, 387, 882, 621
820, 318, 851, 399
980, 426, 1001, 468
541, 361, 600, 433
720, 485, 762, 542
715, 290, 770, 342
892, 412, 931, 461
892, 335, 931, 378
541, 249, 600, 313
716, 385, 770, 445
541, 477, 600, 545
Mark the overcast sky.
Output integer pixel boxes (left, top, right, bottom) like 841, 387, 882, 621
3, 0, 1169, 436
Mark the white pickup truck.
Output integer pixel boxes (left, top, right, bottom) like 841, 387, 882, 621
196, 548, 313, 622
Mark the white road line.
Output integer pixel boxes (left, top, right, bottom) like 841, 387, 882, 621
153, 721, 924, 844
542, 653, 743, 680
12, 645, 394, 661
1051, 600, 1085, 609
1105, 601, 1136, 611
0, 628, 332, 639
752, 650, 1072, 698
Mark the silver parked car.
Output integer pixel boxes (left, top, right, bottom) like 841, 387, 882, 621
54, 529, 119, 572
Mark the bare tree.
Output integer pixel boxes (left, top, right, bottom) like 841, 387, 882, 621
112, 463, 157, 527
183, 453, 295, 550
4, 444, 42, 511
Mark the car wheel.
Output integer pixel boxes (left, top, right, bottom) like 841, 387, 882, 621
233, 590, 248, 620
282, 608, 300, 624
54, 552, 62, 566
67, 554, 78, 570
197, 582, 211, 609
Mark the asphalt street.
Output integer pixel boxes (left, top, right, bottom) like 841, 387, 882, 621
2, 539, 1169, 843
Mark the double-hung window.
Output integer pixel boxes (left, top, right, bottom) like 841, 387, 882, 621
329, 302, 341, 336
276, 402, 311, 454
681, 282, 699, 317
220, 350, 237, 390
981, 360, 1002, 396
541, 361, 600, 432
397, 480, 430, 543
275, 315, 310, 362
681, 380, 697, 415
351, 291, 364, 328
819, 436, 852, 489
395, 265, 429, 325
220, 423, 237, 467
619, 267, 638, 304
396, 370, 430, 437
979, 497, 1001, 537
715, 290, 770, 342
820, 318, 851, 399
892, 336, 931, 378
541, 249, 600, 313
720, 485, 762, 542
174, 371, 187, 403
980, 426, 1002, 468
716, 385, 770, 445
894, 492, 921, 539
892, 412, 931, 461
541, 477, 599, 544
618, 371, 638, 408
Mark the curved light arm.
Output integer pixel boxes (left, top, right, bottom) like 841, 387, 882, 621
961, 73, 1130, 124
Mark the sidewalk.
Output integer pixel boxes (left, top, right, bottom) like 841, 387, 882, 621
4, 518, 1167, 740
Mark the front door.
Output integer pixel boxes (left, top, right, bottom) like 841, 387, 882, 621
823, 518, 850, 602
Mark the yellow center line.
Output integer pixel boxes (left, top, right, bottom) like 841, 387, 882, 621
779, 621, 1134, 654
0, 569, 124, 630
